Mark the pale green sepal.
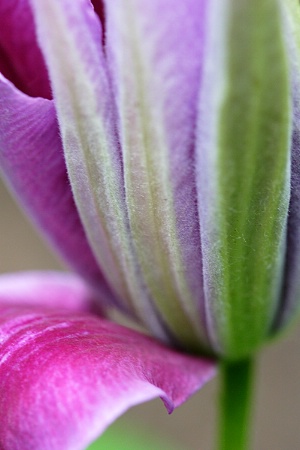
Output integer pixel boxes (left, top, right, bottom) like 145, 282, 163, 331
200, 0, 291, 359
217, 0, 291, 358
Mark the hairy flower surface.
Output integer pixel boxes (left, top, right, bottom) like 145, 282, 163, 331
0, 0, 300, 448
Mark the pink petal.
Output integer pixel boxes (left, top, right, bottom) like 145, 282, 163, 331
0, 271, 98, 313
0, 275, 216, 450
0, 0, 51, 98
0, 76, 117, 307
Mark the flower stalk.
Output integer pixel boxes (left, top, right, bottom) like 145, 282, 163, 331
218, 358, 255, 450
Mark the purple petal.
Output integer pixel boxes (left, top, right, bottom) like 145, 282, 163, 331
276, 113, 300, 328
29, 0, 174, 341
273, 5, 300, 329
105, 0, 210, 350
0, 0, 51, 98
0, 76, 116, 306
0, 276, 215, 450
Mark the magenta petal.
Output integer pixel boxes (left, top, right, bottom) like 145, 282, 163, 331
0, 0, 51, 98
0, 76, 117, 306
0, 304, 215, 449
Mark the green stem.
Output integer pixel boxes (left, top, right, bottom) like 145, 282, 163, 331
217, 357, 255, 450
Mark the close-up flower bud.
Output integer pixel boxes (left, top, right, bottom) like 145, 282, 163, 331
0, 1, 299, 449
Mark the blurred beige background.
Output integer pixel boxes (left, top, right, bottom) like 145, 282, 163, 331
1, 178, 300, 450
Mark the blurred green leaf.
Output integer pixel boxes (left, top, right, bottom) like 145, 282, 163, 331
86, 418, 182, 450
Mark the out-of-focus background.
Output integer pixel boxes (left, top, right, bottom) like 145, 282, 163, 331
1, 178, 300, 450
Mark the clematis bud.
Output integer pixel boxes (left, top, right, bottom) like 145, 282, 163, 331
16, 0, 296, 361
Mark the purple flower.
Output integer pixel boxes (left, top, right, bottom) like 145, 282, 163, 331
0, 0, 299, 448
